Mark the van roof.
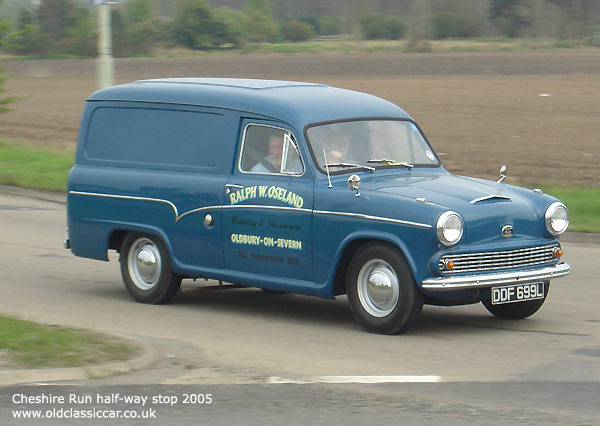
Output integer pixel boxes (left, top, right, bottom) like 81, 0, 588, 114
87, 78, 411, 129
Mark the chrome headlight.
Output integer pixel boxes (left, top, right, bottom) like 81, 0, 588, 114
436, 211, 464, 246
545, 202, 569, 236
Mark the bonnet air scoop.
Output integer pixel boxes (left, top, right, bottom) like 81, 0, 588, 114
470, 195, 512, 205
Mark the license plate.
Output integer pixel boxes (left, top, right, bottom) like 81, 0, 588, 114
491, 282, 545, 305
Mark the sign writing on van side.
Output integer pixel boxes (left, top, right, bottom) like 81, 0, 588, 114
229, 186, 304, 209
230, 234, 302, 250
231, 216, 301, 231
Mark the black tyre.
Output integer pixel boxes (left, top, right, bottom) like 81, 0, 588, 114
482, 282, 549, 319
346, 243, 423, 334
120, 233, 181, 304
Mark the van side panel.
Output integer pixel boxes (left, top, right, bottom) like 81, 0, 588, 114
67, 102, 239, 271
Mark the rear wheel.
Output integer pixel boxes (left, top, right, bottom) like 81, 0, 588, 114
482, 282, 549, 319
346, 243, 423, 334
120, 233, 181, 304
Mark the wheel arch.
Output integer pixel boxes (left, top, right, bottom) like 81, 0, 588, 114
331, 233, 418, 297
107, 224, 172, 257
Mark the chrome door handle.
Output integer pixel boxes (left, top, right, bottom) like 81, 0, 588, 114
225, 184, 244, 194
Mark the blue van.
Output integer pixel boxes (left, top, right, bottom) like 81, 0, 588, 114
66, 78, 571, 334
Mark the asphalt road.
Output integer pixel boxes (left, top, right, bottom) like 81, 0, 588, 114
1, 191, 599, 425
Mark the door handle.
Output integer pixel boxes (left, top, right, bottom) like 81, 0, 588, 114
225, 184, 244, 194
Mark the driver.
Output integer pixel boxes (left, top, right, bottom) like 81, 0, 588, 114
326, 134, 352, 163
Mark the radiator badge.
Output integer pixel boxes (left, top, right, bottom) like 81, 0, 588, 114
502, 225, 514, 238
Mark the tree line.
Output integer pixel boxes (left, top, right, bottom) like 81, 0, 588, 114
0, 0, 599, 58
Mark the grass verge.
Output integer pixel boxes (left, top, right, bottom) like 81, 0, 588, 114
235, 38, 595, 56
2, 39, 597, 62
146, 38, 598, 58
0, 139, 73, 191
540, 186, 600, 233
0, 314, 137, 368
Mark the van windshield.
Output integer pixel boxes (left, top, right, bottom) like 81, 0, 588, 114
306, 120, 440, 173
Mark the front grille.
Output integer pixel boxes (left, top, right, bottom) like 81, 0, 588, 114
439, 244, 559, 274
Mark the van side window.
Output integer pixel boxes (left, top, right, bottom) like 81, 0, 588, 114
240, 125, 303, 175
85, 107, 226, 169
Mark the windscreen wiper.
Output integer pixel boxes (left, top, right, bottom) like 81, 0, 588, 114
367, 159, 414, 169
325, 162, 375, 173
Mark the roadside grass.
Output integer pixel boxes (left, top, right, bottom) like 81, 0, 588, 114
236, 38, 594, 56
0, 314, 137, 368
540, 186, 600, 233
0, 54, 90, 61
147, 38, 598, 59
0, 139, 74, 191
1, 39, 595, 63
0, 139, 598, 233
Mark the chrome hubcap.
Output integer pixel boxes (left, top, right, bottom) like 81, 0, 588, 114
357, 259, 399, 317
128, 238, 161, 290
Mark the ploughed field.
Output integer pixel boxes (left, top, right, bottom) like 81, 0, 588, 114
2, 49, 599, 187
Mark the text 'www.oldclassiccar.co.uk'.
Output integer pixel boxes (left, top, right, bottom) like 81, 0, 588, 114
11, 392, 213, 420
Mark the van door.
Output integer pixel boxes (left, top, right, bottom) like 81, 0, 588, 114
222, 121, 314, 289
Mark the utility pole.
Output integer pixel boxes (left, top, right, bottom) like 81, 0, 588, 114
94, 0, 114, 89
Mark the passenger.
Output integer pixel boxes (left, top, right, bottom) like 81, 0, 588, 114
251, 134, 283, 173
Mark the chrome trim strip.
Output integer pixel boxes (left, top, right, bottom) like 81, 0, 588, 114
421, 263, 571, 291
313, 210, 432, 229
69, 191, 431, 228
227, 206, 430, 228
69, 190, 179, 216
176, 206, 221, 221
223, 204, 313, 214
68, 191, 219, 223
470, 195, 512, 204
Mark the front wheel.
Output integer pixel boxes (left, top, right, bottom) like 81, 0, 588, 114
120, 233, 181, 304
482, 282, 549, 319
346, 243, 423, 334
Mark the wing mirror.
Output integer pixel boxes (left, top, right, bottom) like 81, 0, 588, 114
348, 174, 361, 197
497, 165, 507, 183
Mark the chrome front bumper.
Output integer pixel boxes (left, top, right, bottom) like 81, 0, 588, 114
421, 263, 571, 291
